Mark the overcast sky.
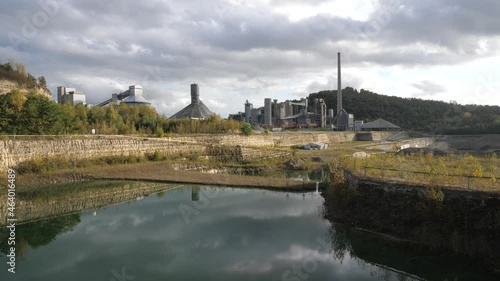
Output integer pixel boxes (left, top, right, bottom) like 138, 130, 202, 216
1, 0, 500, 117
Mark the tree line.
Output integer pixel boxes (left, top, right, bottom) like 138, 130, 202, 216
309, 87, 500, 134
0, 91, 244, 135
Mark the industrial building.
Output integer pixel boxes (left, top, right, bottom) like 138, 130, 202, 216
57, 86, 86, 106
241, 52, 355, 130
121, 85, 151, 106
238, 53, 349, 129
243, 97, 333, 129
97, 85, 151, 107
169, 83, 214, 119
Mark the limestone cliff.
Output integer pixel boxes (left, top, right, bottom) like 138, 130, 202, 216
0, 79, 52, 99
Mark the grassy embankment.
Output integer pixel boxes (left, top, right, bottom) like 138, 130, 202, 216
340, 152, 500, 191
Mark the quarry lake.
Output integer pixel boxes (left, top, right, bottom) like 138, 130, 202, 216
1, 184, 498, 281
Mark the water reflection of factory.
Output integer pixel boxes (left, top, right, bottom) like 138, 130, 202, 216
192, 186, 200, 201
286, 168, 329, 182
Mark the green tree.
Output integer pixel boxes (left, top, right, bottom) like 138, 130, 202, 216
38, 76, 47, 87
74, 103, 88, 133
240, 122, 253, 136
18, 93, 65, 134
10, 89, 27, 112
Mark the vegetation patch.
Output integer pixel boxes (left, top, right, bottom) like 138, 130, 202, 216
341, 152, 500, 191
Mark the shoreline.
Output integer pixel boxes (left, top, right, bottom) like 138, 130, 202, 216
14, 161, 323, 192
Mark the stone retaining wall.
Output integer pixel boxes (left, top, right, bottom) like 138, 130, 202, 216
0, 132, 398, 170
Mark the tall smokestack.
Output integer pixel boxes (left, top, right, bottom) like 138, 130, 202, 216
336, 52, 343, 129
191, 83, 200, 104
337, 52, 342, 115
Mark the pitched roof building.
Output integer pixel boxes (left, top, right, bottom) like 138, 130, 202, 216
96, 85, 151, 107
361, 118, 400, 131
170, 84, 214, 119
121, 85, 151, 106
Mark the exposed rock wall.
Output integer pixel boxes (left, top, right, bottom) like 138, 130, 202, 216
0, 132, 398, 170
0, 79, 52, 99
1, 138, 206, 169
324, 170, 500, 272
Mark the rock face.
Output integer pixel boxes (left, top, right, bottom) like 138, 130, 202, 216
0, 136, 291, 170
324, 170, 500, 273
0, 132, 399, 171
0, 79, 52, 99
352, 151, 369, 158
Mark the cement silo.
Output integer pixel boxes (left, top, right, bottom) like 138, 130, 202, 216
191, 83, 200, 104
348, 114, 354, 130
251, 108, 260, 124
244, 100, 253, 123
337, 52, 343, 129
170, 83, 214, 119
354, 120, 364, 131
264, 98, 272, 126
320, 99, 327, 128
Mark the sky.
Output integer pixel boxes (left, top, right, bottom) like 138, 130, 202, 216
1, 0, 500, 117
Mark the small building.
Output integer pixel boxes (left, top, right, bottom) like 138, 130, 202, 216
57, 86, 86, 106
354, 120, 364, 131
361, 118, 400, 131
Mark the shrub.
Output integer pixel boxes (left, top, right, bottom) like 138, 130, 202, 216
145, 150, 166, 161
240, 122, 253, 136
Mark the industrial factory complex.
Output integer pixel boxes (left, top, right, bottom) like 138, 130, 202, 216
231, 53, 399, 131
55, 52, 400, 131
242, 97, 334, 129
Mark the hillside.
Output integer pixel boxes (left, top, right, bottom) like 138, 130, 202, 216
0, 61, 51, 99
309, 87, 500, 134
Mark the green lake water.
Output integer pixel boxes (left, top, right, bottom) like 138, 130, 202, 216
0, 184, 497, 281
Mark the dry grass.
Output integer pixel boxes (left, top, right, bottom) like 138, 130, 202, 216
342, 153, 500, 191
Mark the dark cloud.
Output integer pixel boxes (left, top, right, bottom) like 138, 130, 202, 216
0, 0, 498, 116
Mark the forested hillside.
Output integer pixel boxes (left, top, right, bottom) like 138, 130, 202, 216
309, 87, 500, 134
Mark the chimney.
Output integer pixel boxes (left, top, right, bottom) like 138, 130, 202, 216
191, 83, 200, 104
337, 52, 342, 115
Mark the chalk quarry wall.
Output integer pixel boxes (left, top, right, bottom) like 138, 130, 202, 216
0, 132, 398, 170
325, 170, 500, 272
